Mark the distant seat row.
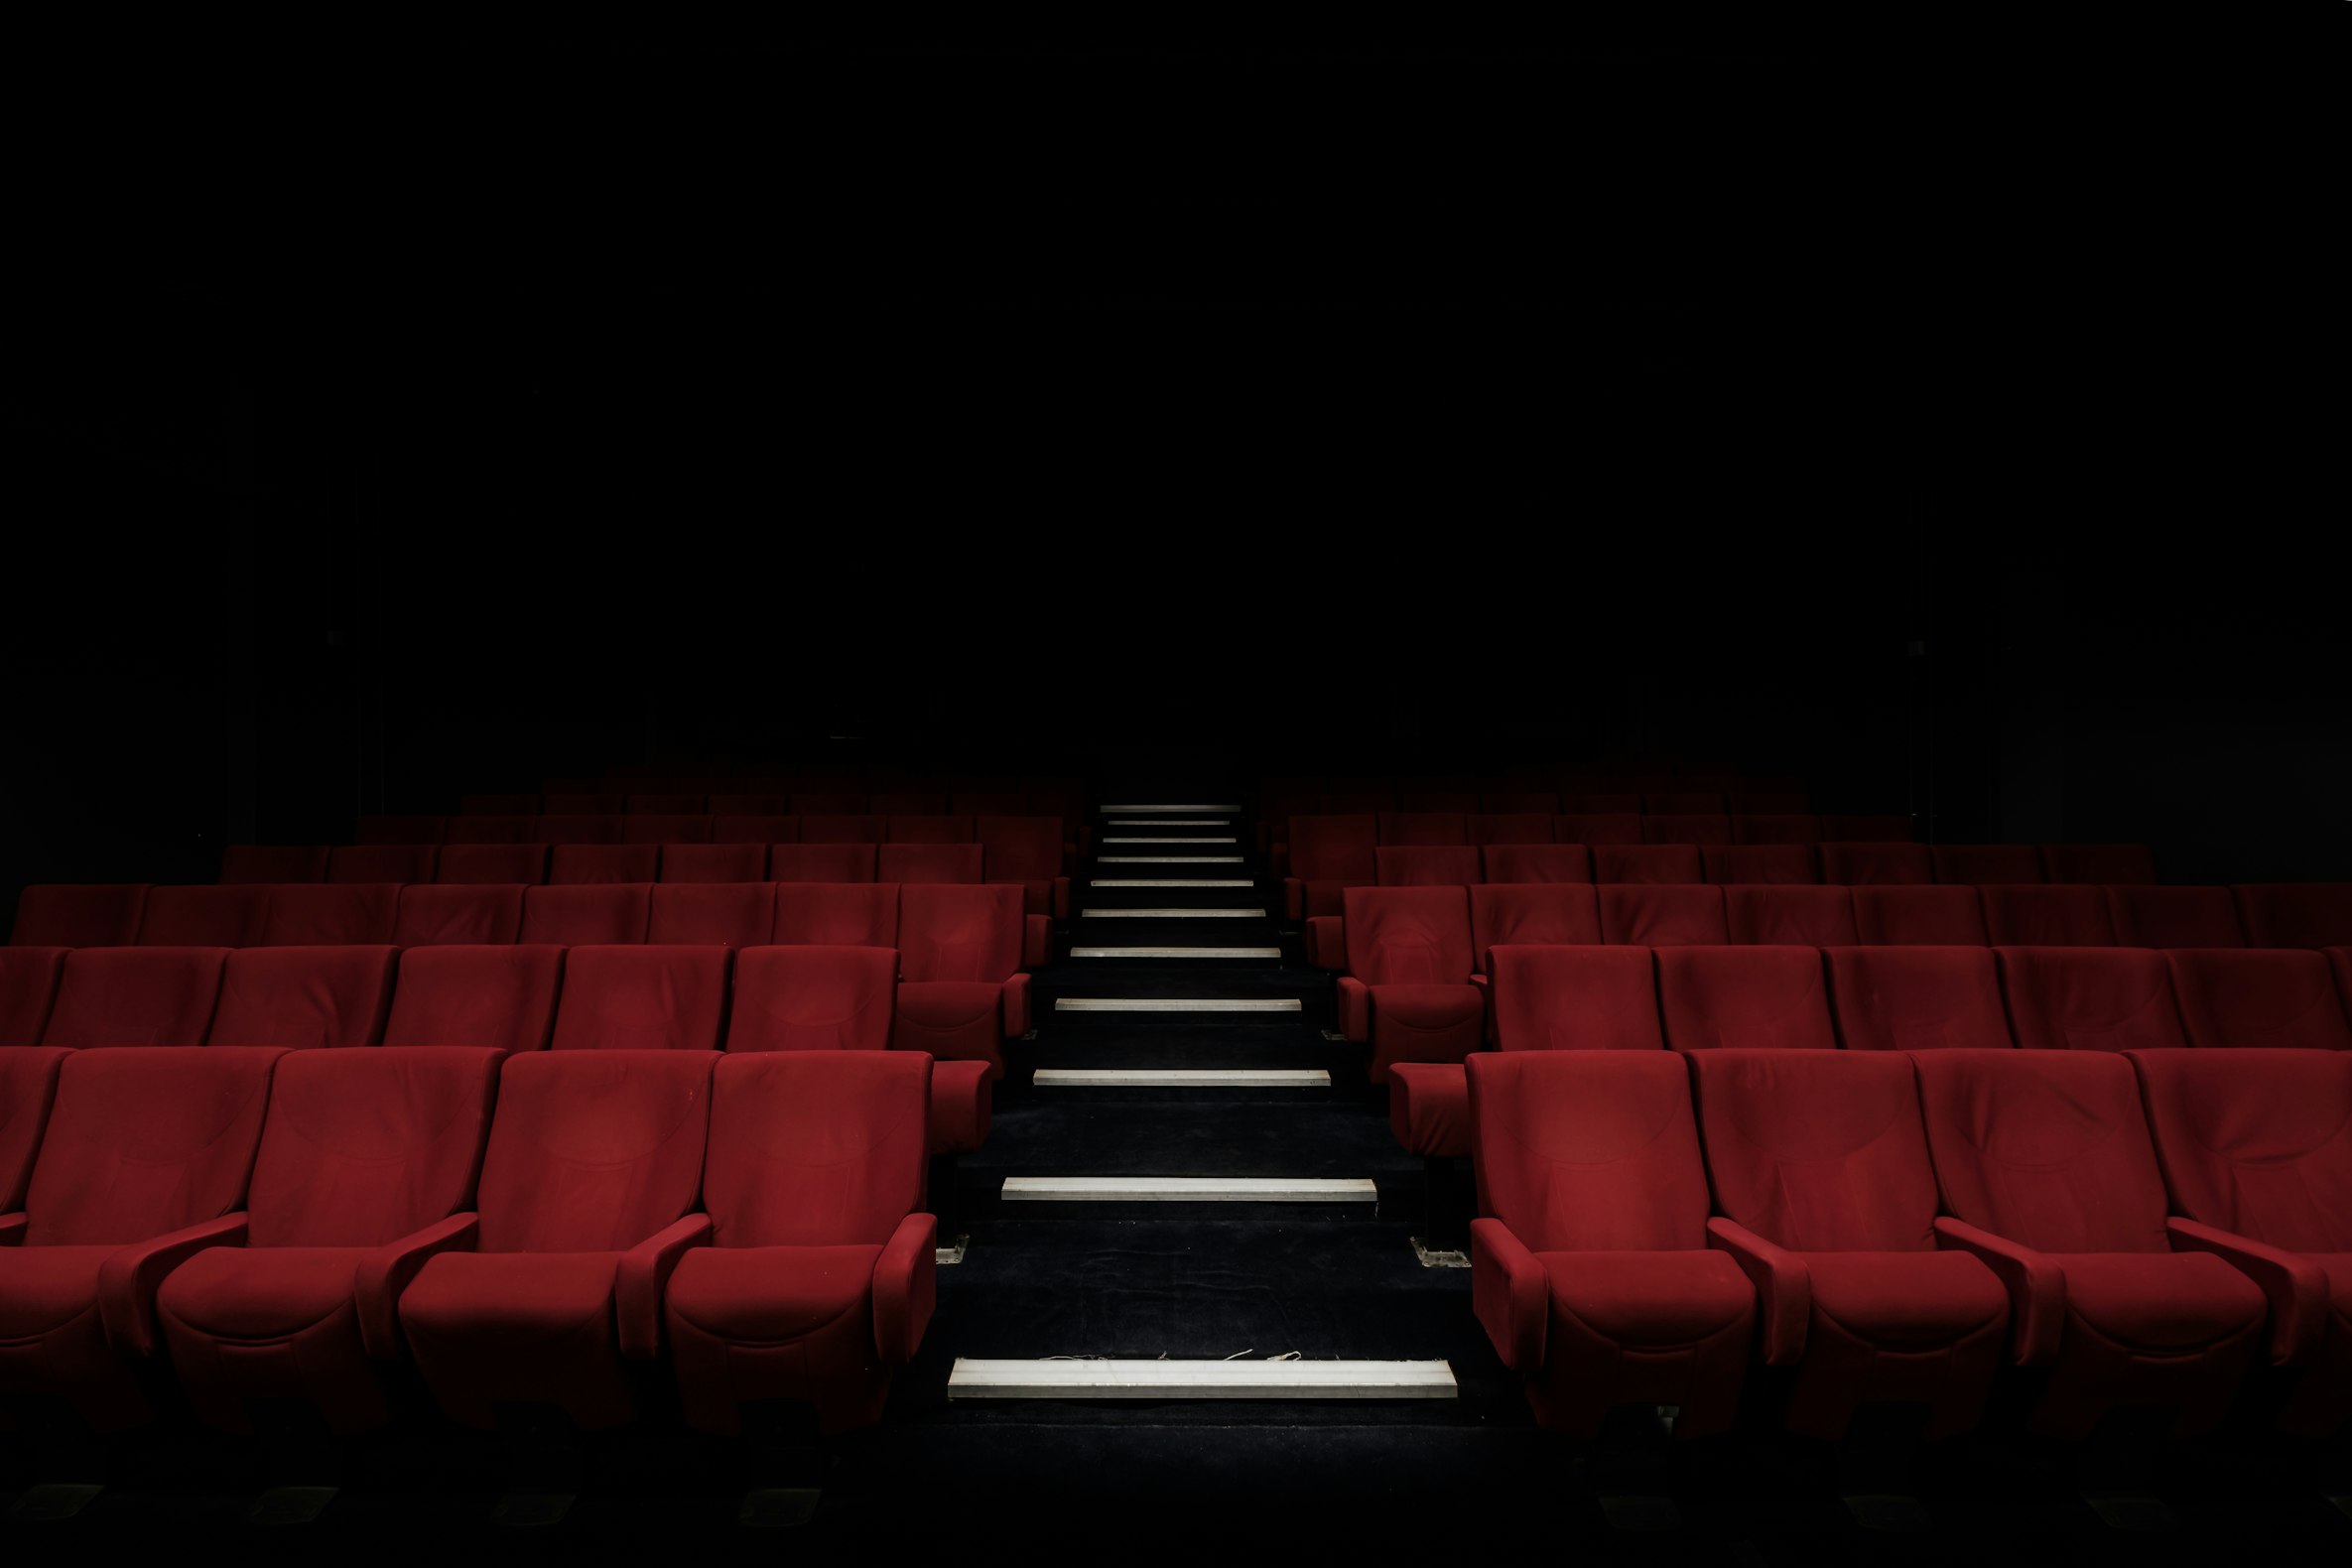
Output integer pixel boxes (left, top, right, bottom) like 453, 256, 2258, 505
1259, 777, 1809, 818
1272, 812, 1890, 867
450, 790, 1082, 820
0, 1046, 935, 1436
359, 809, 1068, 859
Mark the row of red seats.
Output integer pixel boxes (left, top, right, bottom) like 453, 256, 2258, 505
1260, 777, 1810, 818
12, 880, 1052, 969
1339, 841, 2155, 889
1289, 811, 1900, 849
456, 787, 1080, 817
1469, 1048, 2348, 1441
1304, 882, 2352, 972
0, 1046, 935, 1436
0, 941, 994, 1148
356, 810, 1069, 854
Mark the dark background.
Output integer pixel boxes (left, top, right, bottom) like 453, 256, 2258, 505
5, 38, 2343, 899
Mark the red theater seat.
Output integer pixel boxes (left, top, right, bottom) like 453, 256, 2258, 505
726, 946, 896, 1055
621, 815, 712, 846
257, 883, 399, 946
663, 1052, 934, 1434
2163, 950, 2352, 1052
1467, 814, 1554, 847
711, 816, 801, 845
328, 845, 437, 884
1913, 1051, 2267, 1437
519, 884, 650, 946
380, 946, 563, 1053
2130, 1049, 2352, 1434
2105, 885, 2244, 948
1599, 885, 1728, 947
220, 846, 329, 884
1490, 945, 1664, 1054
1823, 946, 2014, 1052
1932, 845, 2043, 884
1553, 814, 1642, 846
1702, 846, 1818, 885
1997, 947, 2189, 1053
207, 947, 397, 1049
549, 844, 662, 884
355, 816, 444, 846
893, 885, 1028, 1079
1980, 884, 2117, 947
140, 885, 268, 948
801, 815, 888, 845
1689, 1052, 2008, 1438
1656, 946, 1837, 1052
877, 844, 983, 883
1819, 843, 1933, 886
1284, 815, 1378, 920
977, 817, 1071, 919
1724, 885, 1857, 946
393, 884, 525, 947
0, 1048, 282, 1428
0, 949, 67, 1047
1335, 887, 1483, 1085
399, 1051, 715, 1429
886, 816, 974, 844
2040, 844, 2156, 884
529, 815, 623, 846
154, 1048, 499, 1432
771, 844, 879, 883
1374, 847, 1480, 886
1377, 814, 1469, 847
12, 884, 151, 948
444, 817, 533, 845
1480, 845, 1592, 883
1593, 845, 1704, 885
434, 844, 549, 885
551, 946, 730, 1052
0, 1049, 67, 1208
774, 883, 900, 949
1642, 815, 1734, 846
1467, 1051, 1754, 1438
1469, 886, 1603, 971
1731, 815, 1823, 846
2234, 885, 2352, 950
658, 844, 769, 884
43, 948, 227, 1048
648, 883, 775, 946
1852, 885, 1989, 946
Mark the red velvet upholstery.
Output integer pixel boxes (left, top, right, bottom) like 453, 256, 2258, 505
328, 845, 437, 884
256, 883, 399, 946
2106, 885, 2244, 949
1285, 815, 1377, 920
774, 882, 899, 949
1469, 885, 1602, 972
519, 883, 650, 945
883, 816, 972, 845
1731, 815, 1823, 847
1980, 884, 2116, 947
1702, 845, 1817, 885
444, 817, 533, 845
434, 844, 549, 885
0, 949, 66, 1048
1480, 845, 1592, 883
380, 946, 563, 1053
0, 1049, 68, 1209
11, 884, 152, 948
400, 1051, 715, 1429
139, 885, 268, 948
155, 1048, 499, 1432
1376, 813, 1468, 847
393, 884, 525, 947
1852, 885, 1989, 946
551, 946, 730, 1052
800, 815, 888, 845
977, 817, 1071, 917
530, 815, 624, 846
1489, 946, 1663, 1054
1553, 814, 1642, 846
1932, 845, 2043, 884
1338, 887, 1482, 1083
2040, 845, 2156, 884
1374, 847, 1481, 886
1823, 946, 2014, 1052
711, 816, 801, 845
648, 882, 776, 946
0, 1048, 282, 1428
770, 844, 879, 883
221, 846, 330, 884
43, 947, 227, 1048
895, 885, 1025, 1077
208, 947, 396, 1049
1724, 885, 1857, 946
355, 816, 445, 846
1688, 1051, 2007, 1437
2234, 885, 2352, 950
666, 1052, 934, 1433
620, 815, 711, 846
1912, 1050, 2267, 1436
1598, 885, 1728, 947
658, 844, 769, 884
876, 844, 983, 883
548, 844, 662, 885
1656, 946, 1836, 1052
1818, 843, 1933, 886
1593, 845, 1704, 885
1996, 947, 2188, 1053
1467, 1052, 1754, 1437
2163, 949, 2352, 1052
725, 946, 897, 1055
1642, 815, 1733, 846
1467, 814, 1554, 847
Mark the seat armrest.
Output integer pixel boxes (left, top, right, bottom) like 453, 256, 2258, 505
1304, 916, 1347, 971
1470, 1218, 1548, 1375
98, 1214, 249, 1358
1934, 1215, 2063, 1365
928, 1059, 993, 1155
355, 1213, 479, 1359
1000, 972, 1032, 1039
616, 1214, 713, 1360
1706, 1217, 1808, 1364
2167, 1216, 2330, 1366
872, 1212, 939, 1366
0, 1213, 24, 1246
1023, 913, 1052, 970
1336, 976, 1371, 1042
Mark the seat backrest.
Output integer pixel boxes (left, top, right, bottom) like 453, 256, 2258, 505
444, 816, 532, 844
1593, 845, 1704, 885
1823, 946, 2014, 1052
1702, 846, 1817, 885
1468, 1051, 1710, 1251
208, 946, 397, 1049
139, 885, 269, 947
770, 844, 878, 883
621, 814, 712, 846
2130, 1048, 2352, 1251
703, 1052, 930, 1247
799, 815, 888, 845
1376, 813, 1468, 847
245, 1047, 500, 1247
711, 815, 801, 845
1489, 945, 1662, 1053
2105, 884, 2243, 948
975, 817, 1063, 882
885, 815, 974, 844
1469, 885, 1602, 971
657, 844, 769, 884
1553, 813, 1641, 846
2233, 884, 2352, 949
1467, 814, 1554, 847
897, 883, 1023, 982
393, 883, 525, 946
722, 945, 897, 1053
2163, 949, 2352, 1052
1689, 1050, 1941, 1250
257, 882, 400, 946
2039, 844, 2156, 884
1598, 884, 1728, 946
876, 844, 984, 884
1372, 846, 1480, 887
1722, 885, 1857, 946
0, 1048, 69, 1210
1979, 884, 2116, 947
1341, 886, 1475, 985
548, 844, 662, 885
519, 883, 651, 945
1852, 885, 1988, 946
1932, 845, 2043, 884
648, 882, 776, 945
1480, 845, 1591, 883
42, 947, 228, 1048
1818, 843, 1933, 886
1642, 814, 1732, 846
434, 843, 549, 885
1996, 947, 2188, 1053
11, 883, 152, 947
220, 846, 330, 884
473, 1050, 715, 1251
1656, 946, 1837, 1052
531, 814, 625, 845
1913, 1049, 2171, 1252
328, 844, 438, 884
381, 946, 564, 1052
1288, 815, 1378, 883
24, 1047, 284, 1245
0, 948, 67, 1047
1731, 814, 1822, 847
551, 946, 731, 1052
773, 882, 900, 950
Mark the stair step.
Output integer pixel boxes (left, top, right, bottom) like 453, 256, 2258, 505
1001, 1175, 1376, 1203
1081, 907, 1267, 918
1103, 837, 1238, 844
1096, 855, 1245, 863
947, 1358, 1456, 1400
1105, 818, 1232, 827
1034, 1068, 1331, 1088
1067, 946, 1282, 959
1053, 998, 1302, 1013
1098, 804, 1244, 814
1090, 878, 1256, 888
